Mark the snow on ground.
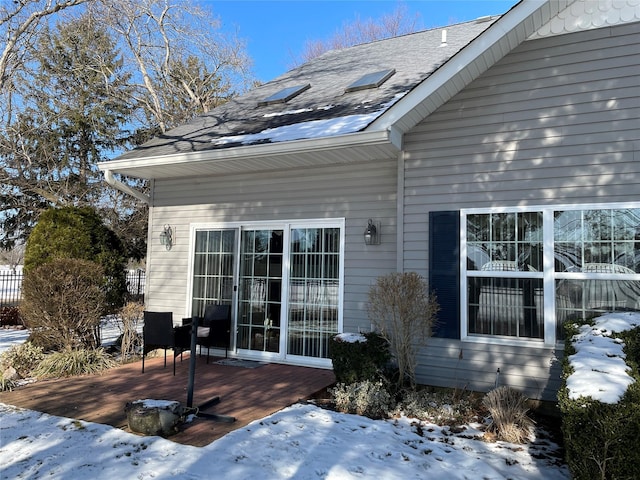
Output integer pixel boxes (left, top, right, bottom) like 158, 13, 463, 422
0, 328, 29, 354
0, 402, 569, 480
2, 313, 638, 478
0, 325, 572, 480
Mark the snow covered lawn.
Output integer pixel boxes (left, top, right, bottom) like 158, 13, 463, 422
0, 401, 568, 480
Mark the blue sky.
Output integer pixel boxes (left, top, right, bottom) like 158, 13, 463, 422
211, 0, 517, 81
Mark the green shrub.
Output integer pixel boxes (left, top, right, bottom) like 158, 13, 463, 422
0, 306, 23, 326
32, 348, 116, 378
21, 258, 106, 351
24, 206, 127, 311
559, 324, 640, 480
329, 331, 391, 384
483, 386, 534, 444
0, 342, 44, 378
331, 380, 394, 419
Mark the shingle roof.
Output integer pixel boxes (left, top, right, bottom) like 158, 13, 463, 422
118, 17, 498, 161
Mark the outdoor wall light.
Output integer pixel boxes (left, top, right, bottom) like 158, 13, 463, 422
159, 224, 173, 250
364, 219, 380, 245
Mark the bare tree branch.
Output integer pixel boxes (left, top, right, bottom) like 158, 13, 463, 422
290, 3, 422, 66
0, 0, 86, 90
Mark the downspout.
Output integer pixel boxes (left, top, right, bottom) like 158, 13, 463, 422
392, 125, 405, 273
103, 169, 150, 204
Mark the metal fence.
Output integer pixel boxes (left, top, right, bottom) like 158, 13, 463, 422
0, 269, 146, 308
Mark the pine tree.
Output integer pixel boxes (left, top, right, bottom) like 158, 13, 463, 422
0, 14, 133, 249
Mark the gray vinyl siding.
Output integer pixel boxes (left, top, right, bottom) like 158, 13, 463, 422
404, 23, 640, 400
145, 159, 398, 332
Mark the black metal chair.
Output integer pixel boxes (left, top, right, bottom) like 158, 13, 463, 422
195, 304, 232, 363
142, 311, 189, 375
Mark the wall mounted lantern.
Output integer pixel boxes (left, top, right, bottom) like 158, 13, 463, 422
159, 224, 173, 250
364, 219, 380, 245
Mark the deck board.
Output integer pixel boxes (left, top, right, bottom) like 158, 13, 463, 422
0, 354, 335, 447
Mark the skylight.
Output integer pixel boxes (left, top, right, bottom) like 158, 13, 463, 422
258, 84, 311, 106
345, 69, 396, 93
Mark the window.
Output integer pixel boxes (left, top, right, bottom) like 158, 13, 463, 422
258, 84, 310, 106
465, 212, 544, 340
345, 69, 395, 92
462, 205, 640, 345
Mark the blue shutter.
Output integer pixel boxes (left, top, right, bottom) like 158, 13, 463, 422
429, 211, 460, 339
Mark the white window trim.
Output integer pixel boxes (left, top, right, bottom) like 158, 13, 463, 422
460, 202, 639, 348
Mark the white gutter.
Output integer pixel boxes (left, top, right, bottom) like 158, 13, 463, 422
97, 129, 398, 176
103, 169, 150, 204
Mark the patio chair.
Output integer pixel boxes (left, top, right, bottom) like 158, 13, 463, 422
195, 304, 232, 363
142, 311, 188, 375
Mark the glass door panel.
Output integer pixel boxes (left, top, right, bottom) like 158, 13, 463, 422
191, 229, 236, 316
287, 227, 340, 358
237, 229, 283, 353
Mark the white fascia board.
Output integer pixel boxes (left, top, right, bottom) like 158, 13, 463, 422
97, 129, 397, 175
367, 0, 574, 134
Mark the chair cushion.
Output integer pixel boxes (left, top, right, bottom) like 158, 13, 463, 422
197, 326, 210, 338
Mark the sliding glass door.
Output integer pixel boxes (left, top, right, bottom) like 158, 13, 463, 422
191, 221, 343, 363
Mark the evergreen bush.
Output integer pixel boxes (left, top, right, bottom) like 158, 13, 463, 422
329, 331, 391, 384
0, 306, 23, 326
559, 323, 640, 480
24, 206, 127, 310
21, 258, 106, 351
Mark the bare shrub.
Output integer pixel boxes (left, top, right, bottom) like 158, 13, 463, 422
367, 272, 439, 388
483, 386, 535, 444
31, 348, 116, 378
330, 380, 394, 419
21, 258, 106, 350
0, 375, 17, 392
118, 302, 144, 362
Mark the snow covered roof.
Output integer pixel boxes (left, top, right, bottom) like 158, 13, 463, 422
117, 17, 498, 159
98, 0, 583, 180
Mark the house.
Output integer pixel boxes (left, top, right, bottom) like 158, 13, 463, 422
99, 0, 640, 401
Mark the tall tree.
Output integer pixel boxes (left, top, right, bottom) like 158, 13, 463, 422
0, 0, 254, 254
90, 0, 253, 140
0, 14, 133, 249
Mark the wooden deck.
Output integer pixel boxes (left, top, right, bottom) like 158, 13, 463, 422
0, 354, 335, 447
